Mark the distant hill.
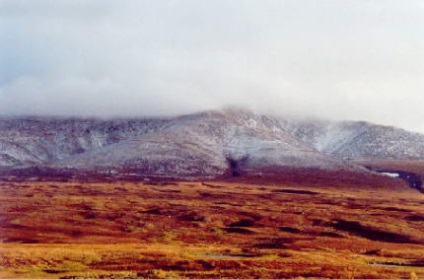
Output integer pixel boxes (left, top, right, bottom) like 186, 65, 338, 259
1, 109, 424, 182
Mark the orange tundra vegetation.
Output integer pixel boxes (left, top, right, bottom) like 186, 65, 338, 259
0, 178, 423, 279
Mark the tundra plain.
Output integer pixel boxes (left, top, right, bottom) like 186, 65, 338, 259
1, 177, 423, 279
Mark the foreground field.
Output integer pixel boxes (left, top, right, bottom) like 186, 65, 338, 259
1, 180, 424, 278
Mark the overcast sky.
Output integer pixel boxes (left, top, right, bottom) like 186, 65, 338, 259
1, 0, 424, 132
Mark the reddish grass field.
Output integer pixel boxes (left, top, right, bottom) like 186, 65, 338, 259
0, 179, 423, 278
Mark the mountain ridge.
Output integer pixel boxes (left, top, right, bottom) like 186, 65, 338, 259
1, 109, 424, 181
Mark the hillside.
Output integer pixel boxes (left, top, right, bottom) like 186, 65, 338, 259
1, 109, 424, 181
284, 119, 424, 160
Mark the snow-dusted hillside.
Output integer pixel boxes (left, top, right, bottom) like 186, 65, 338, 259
48, 110, 345, 178
1, 109, 424, 179
283, 119, 424, 160
0, 117, 169, 167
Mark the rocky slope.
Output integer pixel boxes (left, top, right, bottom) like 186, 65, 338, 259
283, 119, 424, 160
1, 109, 424, 179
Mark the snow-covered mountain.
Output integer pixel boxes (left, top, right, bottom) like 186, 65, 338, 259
1, 109, 424, 179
